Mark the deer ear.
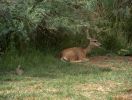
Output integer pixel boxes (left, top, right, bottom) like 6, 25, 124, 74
87, 37, 92, 40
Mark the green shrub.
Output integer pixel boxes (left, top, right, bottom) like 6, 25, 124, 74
101, 31, 127, 52
0, 0, 132, 55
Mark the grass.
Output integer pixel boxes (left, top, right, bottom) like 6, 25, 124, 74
0, 50, 132, 100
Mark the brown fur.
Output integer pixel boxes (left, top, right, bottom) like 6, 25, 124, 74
59, 38, 101, 62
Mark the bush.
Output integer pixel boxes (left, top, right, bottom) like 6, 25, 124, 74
0, 0, 132, 55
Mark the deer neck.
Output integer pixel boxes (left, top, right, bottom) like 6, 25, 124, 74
83, 45, 93, 54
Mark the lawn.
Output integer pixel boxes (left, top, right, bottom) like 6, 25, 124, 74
0, 51, 132, 100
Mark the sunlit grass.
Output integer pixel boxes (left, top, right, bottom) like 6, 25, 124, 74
0, 51, 132, 100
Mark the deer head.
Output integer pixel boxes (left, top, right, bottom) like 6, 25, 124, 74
89, 38, 101, 48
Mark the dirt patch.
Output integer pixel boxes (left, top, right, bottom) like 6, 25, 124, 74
89, 56, 132, 63
114, 89, 132, 100
88, 56, 132, 70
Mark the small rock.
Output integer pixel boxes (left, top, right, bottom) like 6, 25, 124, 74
16, 65, 24, 75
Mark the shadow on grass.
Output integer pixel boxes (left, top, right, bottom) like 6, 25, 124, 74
0, 52, 112, 81
0, 63, 112, 82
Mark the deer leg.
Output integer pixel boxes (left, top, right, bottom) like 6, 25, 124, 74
61, 57, 70, 62
70, 58, 89, 63
70, 60, 84, 63
83, 58, 89, 62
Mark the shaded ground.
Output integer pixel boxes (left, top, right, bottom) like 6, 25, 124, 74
90, 56, 132, 64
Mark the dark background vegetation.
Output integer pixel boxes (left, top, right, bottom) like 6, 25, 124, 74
0, 0, 132, 56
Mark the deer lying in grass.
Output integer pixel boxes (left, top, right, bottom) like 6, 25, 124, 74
59, 38, 101, 63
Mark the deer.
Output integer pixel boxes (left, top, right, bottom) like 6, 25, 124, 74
59, 38, 101, 63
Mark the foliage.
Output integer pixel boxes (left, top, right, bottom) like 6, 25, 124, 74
0, 0, 132, 54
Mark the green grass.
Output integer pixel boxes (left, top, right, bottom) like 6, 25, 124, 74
0, 51, 132, 100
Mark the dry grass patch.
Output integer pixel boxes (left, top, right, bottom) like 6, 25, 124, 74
75, 81, 121, 92
20, 96, 37, 100
0, 80, 60, 97
74, 80, 123, 99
